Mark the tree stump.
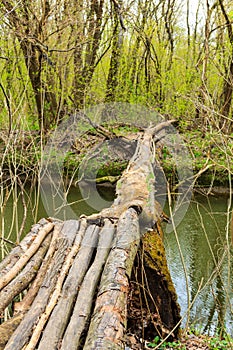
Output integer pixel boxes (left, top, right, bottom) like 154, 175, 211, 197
0, 121, 181, 349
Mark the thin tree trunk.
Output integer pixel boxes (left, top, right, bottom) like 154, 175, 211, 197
219, 0, 233, 132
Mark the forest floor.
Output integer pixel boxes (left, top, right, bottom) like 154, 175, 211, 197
127, 330, 233, 349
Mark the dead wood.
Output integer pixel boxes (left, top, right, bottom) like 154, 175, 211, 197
83, 208, 140, 350
0, 233, 51, 313
82, 122, 175, 228
142, 227, 181, 338
0, 120, 181, 350
60, 219, 115, 350
0, 221, 54, 291
127, 224, 181, 345
4, 220, 79, 350
35, 221, 99, 349
13, 222, 64, 314
0, 313, 25, 350
36, 221, 99, 350
25, 220, 82, 350
0, 218, 49, 276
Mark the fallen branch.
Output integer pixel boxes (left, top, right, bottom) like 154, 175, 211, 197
0, 222, 54, 291
0, 219, 49, 276
61, 219, 116, 350
4, 221, 78, 350
0, 234, 51, 313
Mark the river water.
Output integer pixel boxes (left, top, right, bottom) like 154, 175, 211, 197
164, 193, 233, 336
0, 184, 232, 336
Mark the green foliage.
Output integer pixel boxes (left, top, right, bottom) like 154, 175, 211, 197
96, 160, 128, 178
110, 125, 140, 135
0, 1, 232, 187
147, 333, 233, 350
0, 1, 233, 133
147, 336, 186, 349
207, 336, 231, 350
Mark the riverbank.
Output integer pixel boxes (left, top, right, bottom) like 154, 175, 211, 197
0, 126, 232, 349
0, 125, 232, 190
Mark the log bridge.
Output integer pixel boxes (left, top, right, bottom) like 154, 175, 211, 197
0, 121, 181, 350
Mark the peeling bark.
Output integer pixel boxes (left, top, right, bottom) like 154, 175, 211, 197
0, 121, 181, 349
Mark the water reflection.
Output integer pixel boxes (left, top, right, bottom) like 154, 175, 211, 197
164, 194, 233, 335
0, 186, 232, 335
0, 183, 115, 247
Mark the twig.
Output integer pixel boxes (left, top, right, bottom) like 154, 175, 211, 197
17, 176, 27, 242
0, 237, 16, 247
0, 81, 12, 135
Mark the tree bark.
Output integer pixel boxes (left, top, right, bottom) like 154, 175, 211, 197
37, 221, 100, 350
104, 0, 124, 104
1, 1, 59, 131
0, 122, 181, 349
219, 0, 233, 133
0, 218, 49, 275
0, 221, 54, 291
83, 208, 140, 350
128, 224, 181, 343
0, 234, 51, 313
61, 219, 116, 350
4, 220, 79, 350
73, 0, 104, 109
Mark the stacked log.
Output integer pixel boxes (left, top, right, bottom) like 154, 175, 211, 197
0, 121, 181, 349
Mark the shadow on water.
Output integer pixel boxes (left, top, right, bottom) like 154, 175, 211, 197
0, 185, 232, 335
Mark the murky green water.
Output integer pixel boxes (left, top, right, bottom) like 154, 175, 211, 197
0, 185, 232, 335
164, 193, 233, 335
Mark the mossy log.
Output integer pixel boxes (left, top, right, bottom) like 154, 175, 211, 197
0, 121, 181, 349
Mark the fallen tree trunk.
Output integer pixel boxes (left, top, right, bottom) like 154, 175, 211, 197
0, 121, 181, 349
82, 208, 140, 350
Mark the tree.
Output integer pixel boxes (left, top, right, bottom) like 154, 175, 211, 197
0, 1, 106, 130
1, 1, 58, 130
218, 0, 233, 132
104, 0, 125, 103
72, 0, 105, 109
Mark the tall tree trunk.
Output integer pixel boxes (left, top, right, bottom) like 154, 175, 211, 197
1, 0, 58, 131
101, 0, 126, 121
104, 1, 124, 103
73, 0, 104, 109
219, 0, 233, 133
195, 0, 216, 124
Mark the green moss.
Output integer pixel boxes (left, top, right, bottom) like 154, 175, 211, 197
143, 225, 178, 298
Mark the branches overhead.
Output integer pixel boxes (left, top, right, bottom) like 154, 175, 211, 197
0, 1, 233, 132
111, 0, 126, 31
